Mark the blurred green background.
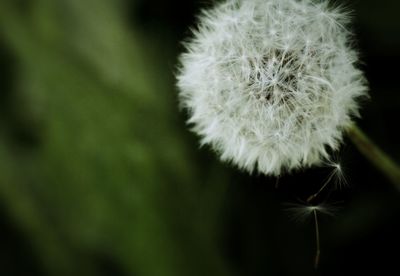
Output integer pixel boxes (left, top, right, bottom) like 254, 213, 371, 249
0, 0, 399, 275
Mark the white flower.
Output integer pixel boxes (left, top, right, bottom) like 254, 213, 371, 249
177, 0, 368, 176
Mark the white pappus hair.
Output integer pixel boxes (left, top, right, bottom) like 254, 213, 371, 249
177, 0, 368, 176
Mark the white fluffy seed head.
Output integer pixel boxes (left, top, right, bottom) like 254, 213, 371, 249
177, 0, 368, 176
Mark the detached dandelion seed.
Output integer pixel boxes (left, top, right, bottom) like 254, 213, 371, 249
177, 0, 367, 176
285, 202, 336, 268
285, 202, 336, 222
308, 160, 348, 202
324, 160, 348, 189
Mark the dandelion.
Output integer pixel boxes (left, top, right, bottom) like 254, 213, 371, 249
177, 0, 367, 176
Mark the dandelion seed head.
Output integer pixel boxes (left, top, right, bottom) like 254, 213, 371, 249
177, 0, 368, 175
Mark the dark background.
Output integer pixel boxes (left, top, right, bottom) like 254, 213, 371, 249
0, 0, 399, 275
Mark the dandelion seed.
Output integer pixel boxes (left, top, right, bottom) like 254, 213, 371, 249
307, 161, 348, 202
285, 202, 336, 269
323, 159, 348, 190
285, 202, 336, 223
177, 0, 368, 176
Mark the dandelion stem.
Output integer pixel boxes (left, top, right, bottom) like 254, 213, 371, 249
347, 125, 400, 190
313, 209, 320, 270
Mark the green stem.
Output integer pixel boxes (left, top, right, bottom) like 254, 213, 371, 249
346, 125, 400, 190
